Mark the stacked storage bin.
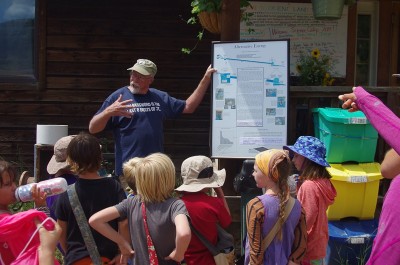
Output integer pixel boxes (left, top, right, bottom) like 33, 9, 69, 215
312, 108, 381, 265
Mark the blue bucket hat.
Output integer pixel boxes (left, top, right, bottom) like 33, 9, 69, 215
283, 136, 330, 167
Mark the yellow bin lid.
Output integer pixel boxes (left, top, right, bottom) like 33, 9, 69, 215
326, 162, 382, 183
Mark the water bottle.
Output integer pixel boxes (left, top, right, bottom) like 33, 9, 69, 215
15, 177, 68, 202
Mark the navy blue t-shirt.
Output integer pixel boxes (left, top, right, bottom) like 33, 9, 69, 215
96, 86, 185, 175
55, 177, 126, 264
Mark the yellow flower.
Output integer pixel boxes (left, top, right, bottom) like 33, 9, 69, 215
322, 76, 328, 86
311, 48, 320, 59
322, 74, 335, 86
296, 47, 336, 86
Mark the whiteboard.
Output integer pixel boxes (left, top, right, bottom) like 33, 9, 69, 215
241, 2, 348, 77
211, 40, 289, 159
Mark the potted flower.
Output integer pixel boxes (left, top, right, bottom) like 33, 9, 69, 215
296, 48, 336, 86
182, 0, 253, 54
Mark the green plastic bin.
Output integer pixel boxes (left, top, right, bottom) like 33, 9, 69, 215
312, 108, 378, 163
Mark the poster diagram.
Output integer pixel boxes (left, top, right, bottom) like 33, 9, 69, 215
211, 40, 289, 158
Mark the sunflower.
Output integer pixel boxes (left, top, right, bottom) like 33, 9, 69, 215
311, 48, 320, 59
296, 48, 336, 86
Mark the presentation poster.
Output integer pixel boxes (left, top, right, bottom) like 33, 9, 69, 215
240, 2, 348, 77
211, 40, 289, 159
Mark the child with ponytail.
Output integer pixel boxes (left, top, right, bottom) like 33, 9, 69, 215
245, 149, 307, 265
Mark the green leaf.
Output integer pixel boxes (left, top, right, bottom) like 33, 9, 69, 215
187, 17, 197, 25
182, 48, 191, 54
197, 31, 203, 40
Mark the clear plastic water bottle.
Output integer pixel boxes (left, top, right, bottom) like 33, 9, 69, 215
15, 177, 68, 202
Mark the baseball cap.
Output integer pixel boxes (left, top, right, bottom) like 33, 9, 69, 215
127, 59, 157, 76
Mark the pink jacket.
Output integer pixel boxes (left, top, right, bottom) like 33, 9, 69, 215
0, 209, 57, 265
297, 178, 336, 260
354, 86, 400, 264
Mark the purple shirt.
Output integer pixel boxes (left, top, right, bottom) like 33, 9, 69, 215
245, 194, 301, 265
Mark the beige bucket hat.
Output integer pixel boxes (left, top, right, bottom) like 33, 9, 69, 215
47, 135, 76, 175
175, 155, 226, 192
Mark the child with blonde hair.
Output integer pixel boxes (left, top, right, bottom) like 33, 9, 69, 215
89, 153, 191, 265
245, 149, 307, 265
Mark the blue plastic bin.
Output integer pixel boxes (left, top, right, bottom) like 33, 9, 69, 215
325, 219, 378, 265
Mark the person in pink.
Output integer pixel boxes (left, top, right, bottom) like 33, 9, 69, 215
0, 160, 59, 265
339, 86, 400, 264
284, 136, 337, 265
175, 155, 232, 265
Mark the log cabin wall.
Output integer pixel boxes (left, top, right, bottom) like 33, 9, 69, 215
0, 0, 217, 177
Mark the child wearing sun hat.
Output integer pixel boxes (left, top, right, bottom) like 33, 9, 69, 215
284, 136, 337, 265
175, 155, 232, 265
46, 135, 78, 220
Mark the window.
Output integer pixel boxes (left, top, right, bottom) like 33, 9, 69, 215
355, 1, 378, 86
0, 0, 35, 80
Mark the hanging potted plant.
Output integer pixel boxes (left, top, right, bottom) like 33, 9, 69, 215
312, 0, 357, 20
182, 0, 253, 54
189, 0, 252, 33
192, 0, 223, 34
